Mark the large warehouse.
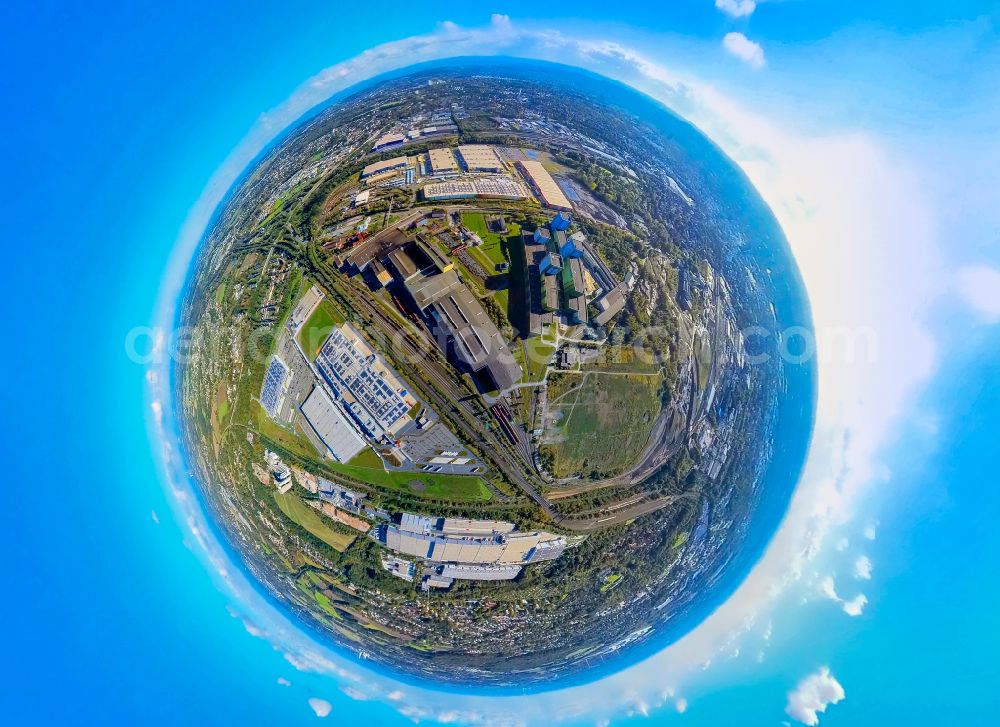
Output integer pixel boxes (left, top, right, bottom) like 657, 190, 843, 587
360, 156, 410, 182
300, 386, 367, 463
378, 513, 567, 567
314, 324, 417, 439
456, 144, 504, 172
426, 147, 459, 175
516, 159, 573, 210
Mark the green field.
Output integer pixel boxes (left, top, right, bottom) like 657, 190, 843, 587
214, 282, 226, 306
273, 491, 356, 551
544, 372, 663, 478
297, 299, 345, 360
325, 459, 493, 502
522, 338, 556, 382
461, 212, 519, 269
257, 406, 318, 461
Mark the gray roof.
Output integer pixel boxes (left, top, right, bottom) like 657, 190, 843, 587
566, 294, 588, 324
415, 238, 453, 273
430, 285, 521, 390
300, 387, 367, 463
593, 284, 626, 326
406, 269, 462, 310
387, 247, 420, 281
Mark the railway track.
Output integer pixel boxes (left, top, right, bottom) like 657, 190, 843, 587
302, 241, 681, 532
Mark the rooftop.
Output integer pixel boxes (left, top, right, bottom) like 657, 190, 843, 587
427, 147, 459, 174
518, 160, 572, 210
361, 156, 409, 179
457, 144, 504, 171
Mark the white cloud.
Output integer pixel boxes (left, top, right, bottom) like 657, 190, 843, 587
955, 265, 1000, 323
854, 556, 872, 580
277, 677, 291, 687
819, 576, 839, 602
864, 525, 878, 541
308, 698, 332, 718
723, 32, 765, 68
842, 594, 868, 617
786, 668, 845, 725
341, 686, 370, 701
716, 0, 757, 18
675, 697, 688, 713
819, 576, 867, 616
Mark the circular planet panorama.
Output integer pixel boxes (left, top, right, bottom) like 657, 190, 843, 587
177, 59, 814, 687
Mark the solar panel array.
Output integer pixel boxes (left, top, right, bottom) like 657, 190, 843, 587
260, 356, 289, 417
316, 328, 409, 436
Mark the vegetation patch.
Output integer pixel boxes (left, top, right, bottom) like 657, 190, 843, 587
273, 491, 356, 552
297, 299, 345, 360
544, 372, 663, 478
324, 460, 492, 502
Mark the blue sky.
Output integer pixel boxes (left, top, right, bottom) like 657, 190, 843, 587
2, 2, 999, 725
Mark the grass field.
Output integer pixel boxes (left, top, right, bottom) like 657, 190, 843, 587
297, 299, 345, 360
461, 212, 519, 268
545, 372, 663, 478
324, 459, 493, 502
522, 338, 556, 382
347, 447, 383, 468
257, 406, 319, 461
273, 491, 356, 551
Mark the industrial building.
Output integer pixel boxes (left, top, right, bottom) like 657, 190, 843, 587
377, 513, 566, 570
264, 450, 294, 493
426, 147, 459, 175
387, 245, 421, 282
540, 251, 562, 275
422, 176, 528, 202
522, 230, 558, 336
416, 238, 454, 274
300, 385, 368, 463
314, 324, 417, 440
440, 564, 522, 581
260, 355, 290, 418
382, 555, 416, 582
317, 478, 366, 513
371, 132, 405, 152
516, 160, 573, 210
367, 259, 393, 288
551, 212, 572, 231
562, 257, 586, 299
456, 144, 504, 172
429, 284, 522, 390
388, 243, 522, 391
542, 274, 560, 313
360, 156, 410, 184
593, 283, 627, 326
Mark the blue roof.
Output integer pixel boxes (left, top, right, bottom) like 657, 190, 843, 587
550, 212, 571, 231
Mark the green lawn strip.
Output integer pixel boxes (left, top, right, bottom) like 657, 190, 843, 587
323, 460, 492, 502
347, 447, 384, 468
257, 406, 319, 461
523, 339, 555, 381
273, 491, 356, 551
461, 212, 513, 266
297, 299, 345, 360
